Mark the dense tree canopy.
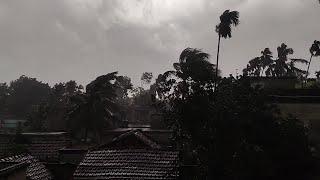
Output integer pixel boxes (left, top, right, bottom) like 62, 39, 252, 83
0, 83, 9, 112
155, 48, 314, 179
5, 76, 51, 118
67, 72, 129, 142
141, 72, 153, 85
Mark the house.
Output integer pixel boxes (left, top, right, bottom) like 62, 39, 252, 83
95, 129, 162, 150
74, 130, 179, 179
0, 132, 70, 160
247, 76, 298, 89
0, 154, 52, 180
268, 89, 320, 154
0, 161, 28, 180
22, 132, 70, 160
102, 127, 173, 147
74, 149, 179, 180
0, 119, 26, 133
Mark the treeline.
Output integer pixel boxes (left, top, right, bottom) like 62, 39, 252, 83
0, 8, 320, 179
0, 72, 157, 140
154, 48, 316, 179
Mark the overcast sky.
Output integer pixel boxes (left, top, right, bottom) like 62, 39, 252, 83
0, 0, 319, 86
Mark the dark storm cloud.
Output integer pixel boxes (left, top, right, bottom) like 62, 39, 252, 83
0, 0, 319, 86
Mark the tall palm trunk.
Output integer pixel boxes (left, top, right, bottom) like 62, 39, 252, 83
215, 34, 221, 89
305, 54, 314, 87
306, 54, 314, 79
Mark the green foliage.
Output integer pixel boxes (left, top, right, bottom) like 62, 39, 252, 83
156, 49, 314, 179
243, 43, 308, 78
67, 72, 126, 142
26, 102, 48, 131
306, 40, 320, 80
115, 76, 133, 99
6, 123, 29, 156
310, 40, 320, 56
215, 10, 240, 87
216, 10, 240, 38
0, 83, 9, 112
155, 48, 216, 100
140, 72, 153, 90
141, 72, 153, 85
6, 75, 51, 118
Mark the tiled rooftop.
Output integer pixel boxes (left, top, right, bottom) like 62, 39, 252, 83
0, 154, 52, 180
94, 129, 162, 150
0, 132, 70, 160
74, 149, 179, 179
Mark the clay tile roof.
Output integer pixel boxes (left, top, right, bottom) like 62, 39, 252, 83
0, 154, 52, 180
25, 132, 70, 160
74, 149, 179, 180
94, 130, 162, 150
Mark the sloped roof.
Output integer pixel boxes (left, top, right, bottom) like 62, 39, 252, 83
0, 132, 70, 160
74, 149, 179, 180
0, 162, 28, 177
0, 154, 52, 180
24, 132, 70, 160
94, 129, 162, 150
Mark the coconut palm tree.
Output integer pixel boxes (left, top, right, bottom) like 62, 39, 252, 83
215, 10, 239, 85
265, 43, 307, 77
175, 48, 216, 83
155, 48, 216, 100
68, 72, 120, 142
244, 44, 307, 77
243, 48, 273, 77
260, 48, 274, 75
306, 40, 320, 79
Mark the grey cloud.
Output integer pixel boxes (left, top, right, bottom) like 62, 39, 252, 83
0, 0, 319, 86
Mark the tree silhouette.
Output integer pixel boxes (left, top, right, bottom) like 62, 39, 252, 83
215, 10, 239, 85
140, 72, 153, 89
244, 43, 308, 77
306, 40, 320, 80
243, 48, 273, 76
155, 53, 314, 179
7, 76, 51, 118
155, 48, 216, 101
68, 72, 121, 142
0, 83, 9, 113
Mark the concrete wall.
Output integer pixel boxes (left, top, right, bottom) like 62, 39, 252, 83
277, 103, 320, 145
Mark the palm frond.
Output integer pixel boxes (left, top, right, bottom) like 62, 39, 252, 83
310, 40, 320, 56
179, 48, 210, 63
229, 11, 240, 26
216, 10, 239, 38
291, 58, 308, 64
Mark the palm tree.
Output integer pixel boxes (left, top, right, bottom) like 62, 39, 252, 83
155, 48, 216, 100
265, 43, 307, 77
244, 44, 307, 78
68, 72, 120, 142
243, 48, 273, 77
306, 40, 320, 79
175, 48, 216, 83
215, 10, 239, 85
260, 48, 274, 75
